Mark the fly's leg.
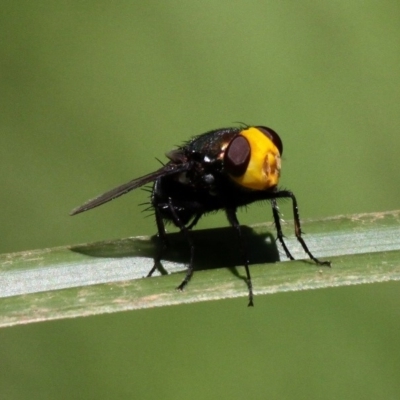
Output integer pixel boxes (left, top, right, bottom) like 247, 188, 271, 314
147, 207, 169, 277
167, 198, 195, 291
273, 191, 331, 267
226, 207, 254, 307
271, 198, 295, 260
186, 212, 203, 230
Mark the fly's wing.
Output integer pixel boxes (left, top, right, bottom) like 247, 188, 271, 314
70, 162, 191, 216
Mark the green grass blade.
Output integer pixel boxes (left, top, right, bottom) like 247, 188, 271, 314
1, 210, 400, 327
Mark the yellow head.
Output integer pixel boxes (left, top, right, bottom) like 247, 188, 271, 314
224, 126, 282, 191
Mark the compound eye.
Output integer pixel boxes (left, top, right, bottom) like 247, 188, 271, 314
224, 135, 251, 177
256, 126, 283, 155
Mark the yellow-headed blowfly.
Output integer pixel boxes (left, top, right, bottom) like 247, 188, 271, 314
71, 125, 330, 306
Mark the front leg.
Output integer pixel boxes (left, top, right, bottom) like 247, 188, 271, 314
271, 198, 295, 260
272, 190, 331, 266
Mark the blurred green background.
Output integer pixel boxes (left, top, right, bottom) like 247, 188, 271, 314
1, 1, 400, 399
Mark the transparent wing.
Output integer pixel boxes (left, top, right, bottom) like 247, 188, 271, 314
70, 162, 191, 216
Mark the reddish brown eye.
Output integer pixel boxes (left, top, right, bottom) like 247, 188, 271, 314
224, 135, 251, 177
256, 126, 283, 155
